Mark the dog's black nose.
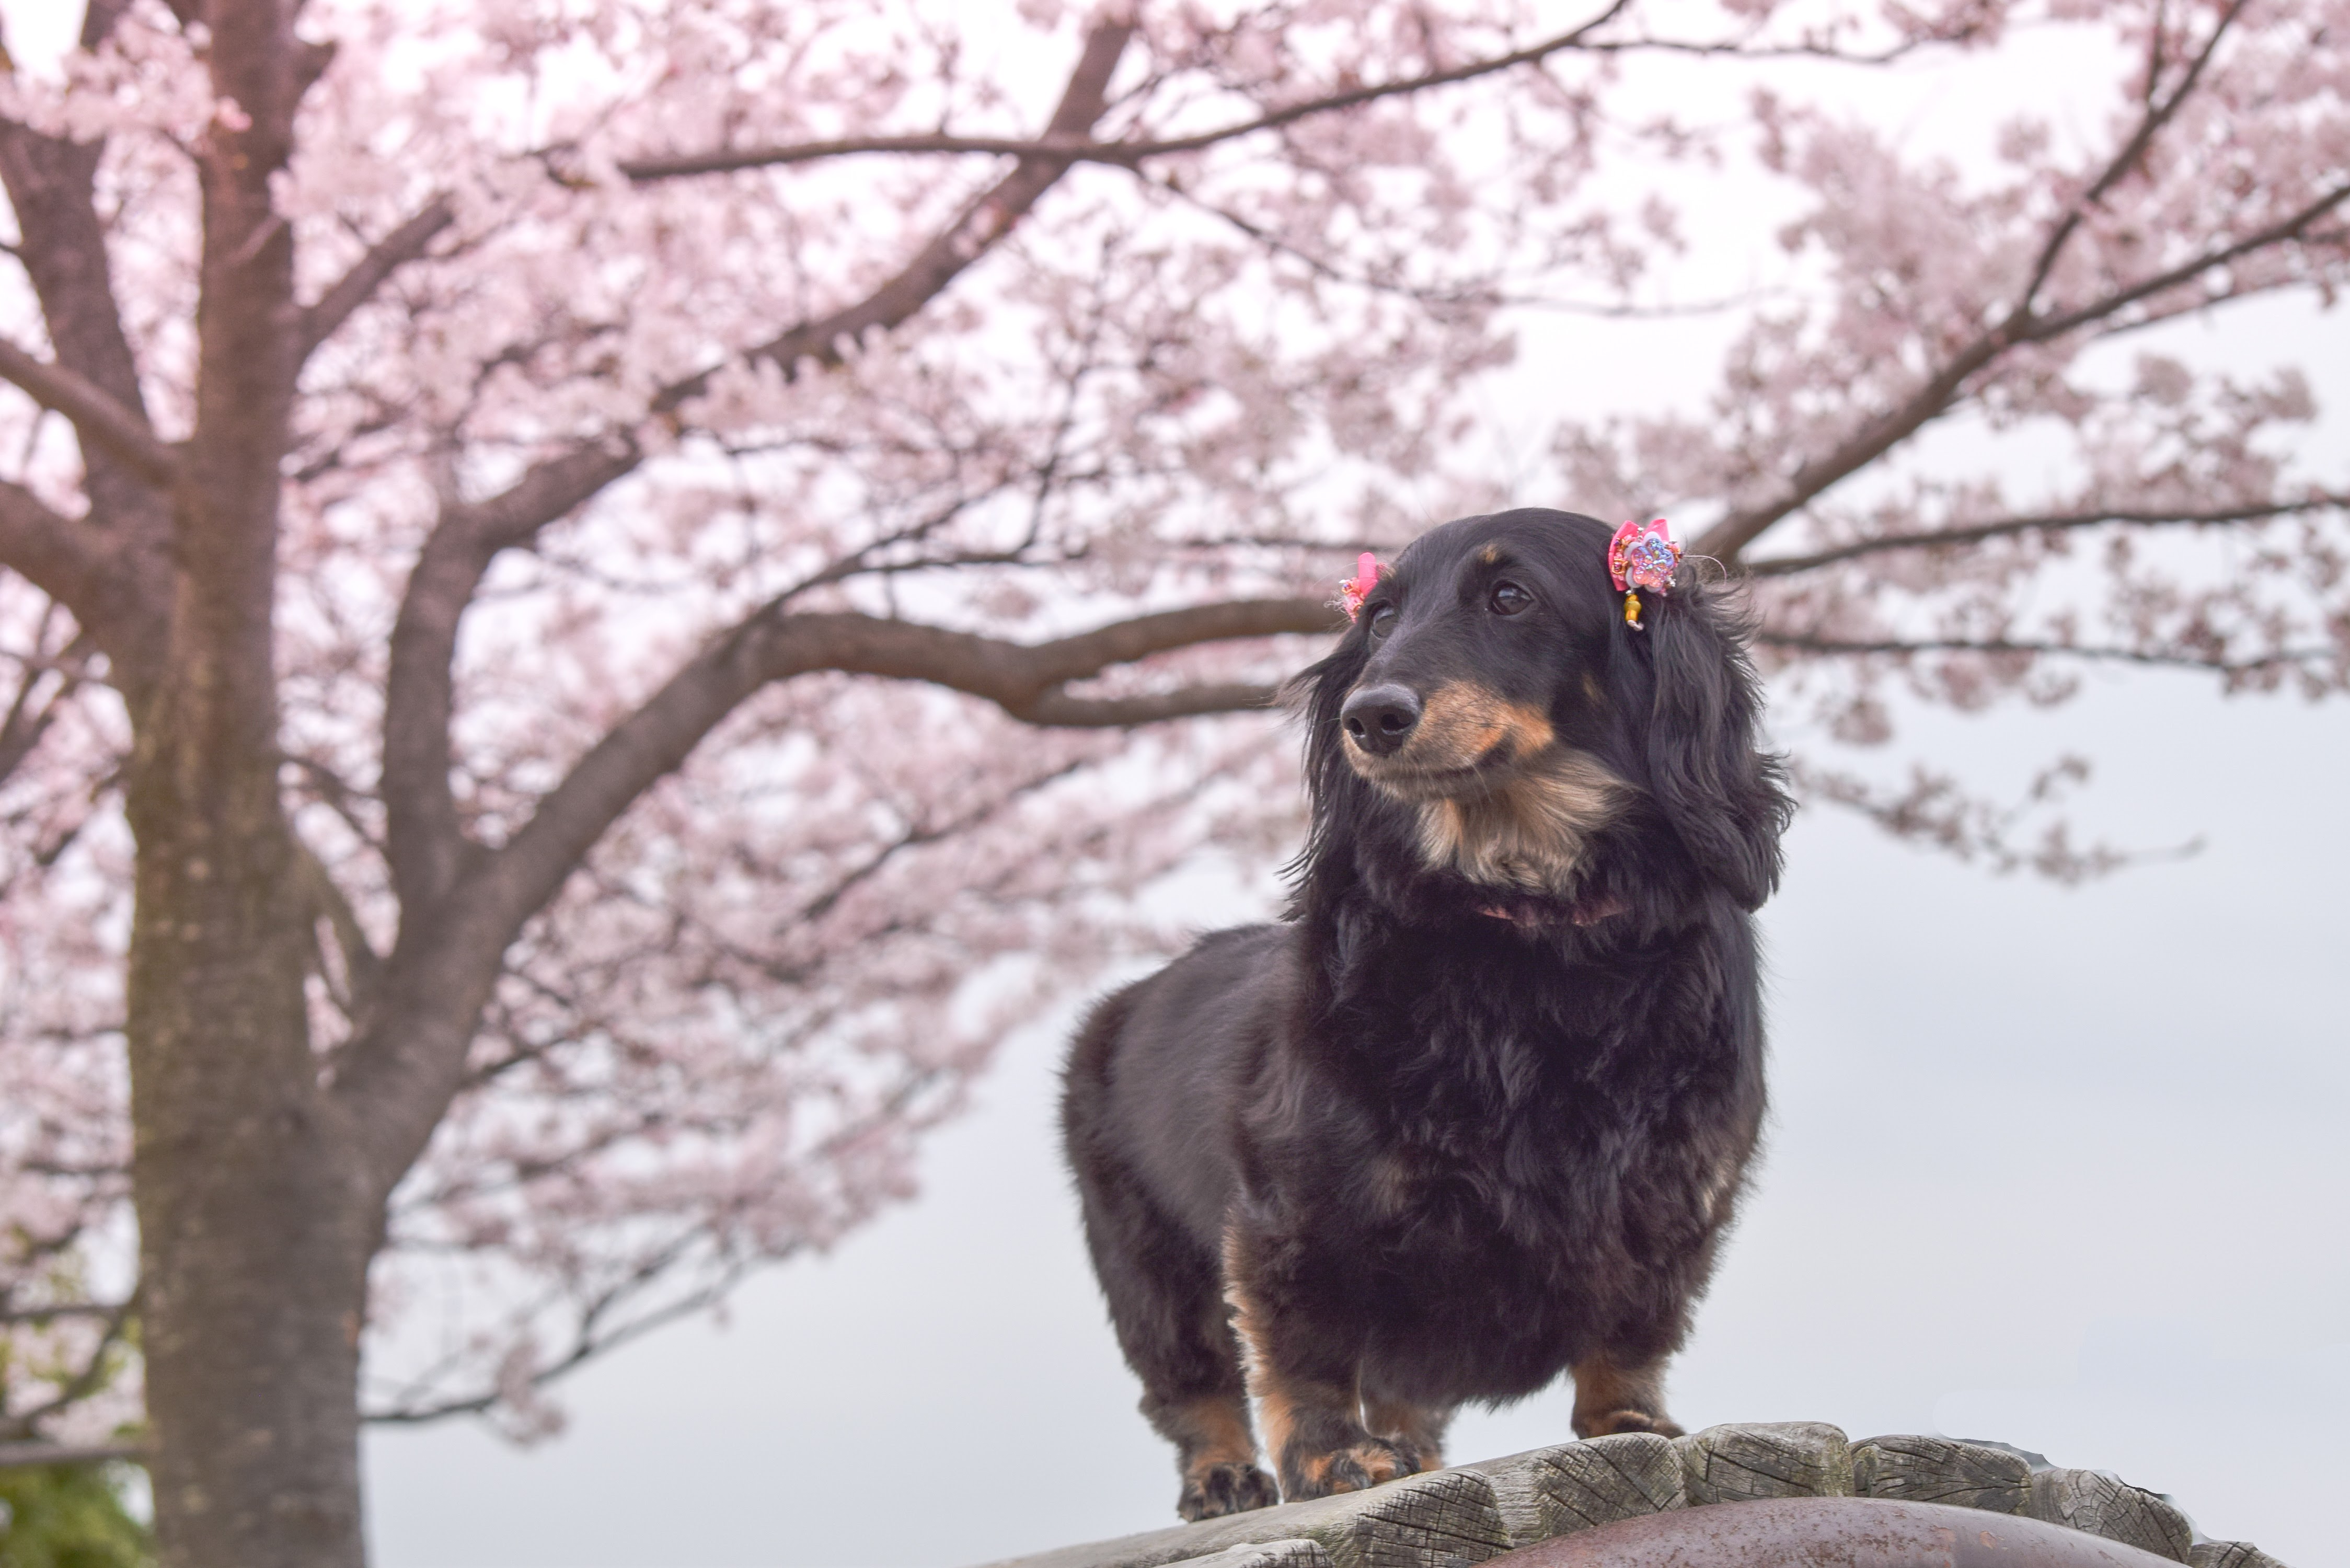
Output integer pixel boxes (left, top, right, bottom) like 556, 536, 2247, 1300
1342, 684, 1422, 756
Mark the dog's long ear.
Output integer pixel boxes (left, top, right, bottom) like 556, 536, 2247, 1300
1641, 586, 1792, 910
1283, 637, 1374, 889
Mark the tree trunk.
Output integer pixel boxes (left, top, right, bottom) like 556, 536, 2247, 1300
123, 570, 376, 1568
122, 574, 376, 1568
123, 0, 372, 1534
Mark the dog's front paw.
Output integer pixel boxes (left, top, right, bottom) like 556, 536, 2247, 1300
1580, 1408, 1684, 1439
1179, 1461, 1280, 1520
1282, 1437, 1425, 1500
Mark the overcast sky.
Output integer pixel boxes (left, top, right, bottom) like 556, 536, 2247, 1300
0, 4, 2342, 1566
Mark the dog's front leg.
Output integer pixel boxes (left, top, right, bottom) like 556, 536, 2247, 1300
1570, 1350, 1685, 1439
1362, 1392, 1453, 1471
1224, 1227, 1425, 1501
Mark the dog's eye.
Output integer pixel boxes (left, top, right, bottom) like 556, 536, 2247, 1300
1366, 605, 1397, 640
1489, 581, 1534, 616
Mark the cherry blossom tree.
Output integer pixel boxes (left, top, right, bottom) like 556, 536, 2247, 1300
0, 0, 2341, 1565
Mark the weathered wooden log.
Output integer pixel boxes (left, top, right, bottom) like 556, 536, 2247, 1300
2188, 1542, 2288, 1568
2028, 1469, 2196, 1564
1465, 1434, 1686, 1545
1312, 1469, 1514, 1568
1182, 1540, 1333, 1568
979, 1468, 1510, 1568
967, 1432, 2293, 1568
1677, 1422, 1854, 1504
1480, 1496, 2198, 1568
1852, 1434, 2032, 1514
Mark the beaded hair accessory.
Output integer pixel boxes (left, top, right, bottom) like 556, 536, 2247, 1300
1607, 517, 1682, 630
1338, 552, 1383, 621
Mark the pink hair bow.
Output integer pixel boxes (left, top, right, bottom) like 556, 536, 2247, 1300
1338, 552, 1382, 621
1607, 518, 1681, 630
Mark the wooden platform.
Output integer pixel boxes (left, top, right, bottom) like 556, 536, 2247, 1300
970, 1424, 2288, 1568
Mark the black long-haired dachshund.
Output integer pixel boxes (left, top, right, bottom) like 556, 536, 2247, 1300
1061, 508, 1792, 1521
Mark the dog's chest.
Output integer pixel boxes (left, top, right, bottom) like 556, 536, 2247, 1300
1331, 966, 1713, 1258
1354, 1068, 1603, 1246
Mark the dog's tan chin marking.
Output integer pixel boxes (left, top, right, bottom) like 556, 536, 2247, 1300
1341, 681, 1623, 892
1416, 750, 1626, 893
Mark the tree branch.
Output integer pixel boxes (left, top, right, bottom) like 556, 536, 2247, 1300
0, 480, 121, 641
2008, 0, 2250, 316
0, 626, 94, 789
1744, 494, 2350, 576
337, 592, 1335, 1200
1018, 682, 1279, 725
380, 441, 642, 915
0, 101, 176, 698
613, 0, 1661, 185
0, 1289, 141, 1443
493, 594, 1334, 929
1691, 1, 2336, 571
362, 1068, 943, 1425
0, 1442, 150, 1470
377, 16, 1145, 916
297, 195, 456, 364
1696, 173, 2350, 567
723, 12, 1134, 376
0, 1300, 131, 1325
2022, 176, 2350, 343
0, 336, 177, 487
1755, 630, 2330, 676
611, 0, 1990, 188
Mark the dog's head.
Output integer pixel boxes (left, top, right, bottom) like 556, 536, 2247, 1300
1298, 509, 1790, 912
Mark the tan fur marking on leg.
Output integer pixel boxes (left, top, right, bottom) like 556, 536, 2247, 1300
1225, 1227, 1392, 1498
1362, 1394, 1450, 1470
1297, 1440, 1413, 1494
1167, 1394, 1258, 1471
1223, 1230, 1297, 1465
1571, 1352, 1680, 1439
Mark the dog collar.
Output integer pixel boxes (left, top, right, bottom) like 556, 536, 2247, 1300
1477, 893, 1629, 929
1608, 518, 1681, 630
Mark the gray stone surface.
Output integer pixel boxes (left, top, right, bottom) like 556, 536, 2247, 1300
1464, 1433, 1685, 1545
1852, 1433, 2032, 1514
1676, 1422, 1855, 1504
2029, 1469, 2197, 1564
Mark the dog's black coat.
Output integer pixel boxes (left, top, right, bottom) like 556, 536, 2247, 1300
1062, 509, 1791, 1519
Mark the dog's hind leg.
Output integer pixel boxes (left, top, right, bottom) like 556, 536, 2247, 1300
1569, 1351, 1684, 1439
1096, 1207, 1273, 1519
1144, 1383, 1272, 1523
1065, 1053, 1274, 1516
1073, 1173, 1273, 1518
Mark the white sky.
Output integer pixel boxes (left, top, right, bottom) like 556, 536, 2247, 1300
1, 3, 2344, 1566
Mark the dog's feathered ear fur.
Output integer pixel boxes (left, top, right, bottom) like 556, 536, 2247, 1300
1639, 585, 1792, 910
1285, 639, 1374, 895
